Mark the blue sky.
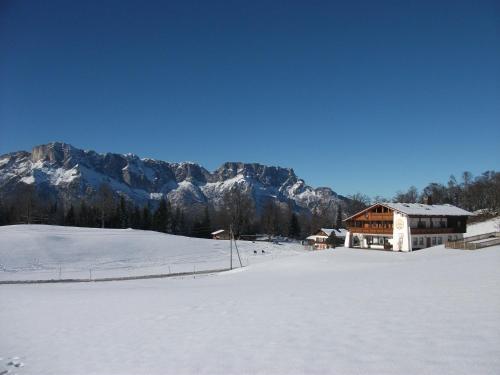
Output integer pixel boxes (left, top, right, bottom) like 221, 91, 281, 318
1, 0, 499, 198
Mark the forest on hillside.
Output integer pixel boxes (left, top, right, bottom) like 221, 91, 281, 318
0, 170, 498, 238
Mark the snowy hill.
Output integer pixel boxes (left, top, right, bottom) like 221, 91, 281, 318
0, 142, 347, 214
466, 217, 500, 237
0, 224, 305, 281
1, 233, 499, 374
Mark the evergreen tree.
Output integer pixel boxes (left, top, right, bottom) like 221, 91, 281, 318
153, 199, 168, 233
193, 206, 211, 238
65, 205, 76, 226
288, 213, 301, 239
336, 204, 343, 228
142, 206, 152, 230
78, 201, 89, 227
131, 206, 142, 229
118, 196, 129, 228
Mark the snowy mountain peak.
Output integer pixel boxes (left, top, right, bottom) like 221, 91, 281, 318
0, 143, 347, 215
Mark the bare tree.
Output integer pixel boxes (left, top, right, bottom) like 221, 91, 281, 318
221, 184, 255, 238
393, 186, 418, 203
346, 193, 371, 215
95, 183, 115, 228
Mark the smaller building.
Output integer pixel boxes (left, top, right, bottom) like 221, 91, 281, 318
211, 229, 230, 240
306, 228, 348, 250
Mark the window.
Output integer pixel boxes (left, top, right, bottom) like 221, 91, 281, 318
448, 236, 452, 241
419, 237, 424, 246
432, 237, 437, 245
437, 237, 442, 245
413, 237, 418, 246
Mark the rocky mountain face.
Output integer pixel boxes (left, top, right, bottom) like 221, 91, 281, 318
0, 142, 348, 215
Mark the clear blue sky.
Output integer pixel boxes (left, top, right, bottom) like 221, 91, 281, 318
1, 0, 499, 198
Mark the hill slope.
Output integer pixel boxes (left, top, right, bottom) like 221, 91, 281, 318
0, 224, 305, 281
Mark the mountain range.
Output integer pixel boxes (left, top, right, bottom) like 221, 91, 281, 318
0, 142, 347, 216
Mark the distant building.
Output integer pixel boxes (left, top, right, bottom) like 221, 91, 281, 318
344, 202, 472, 251
306, 228, 348, 250
211, 229, 230, 240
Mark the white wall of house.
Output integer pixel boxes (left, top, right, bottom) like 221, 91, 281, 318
344, 232, 351, 247
392, 212, 412, 251
345, 212, 465, 252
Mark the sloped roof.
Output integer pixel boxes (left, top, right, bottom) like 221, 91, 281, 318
344, 202, 473, 221
383, 203, 472, 216
318, 228, 348, 237
320, 228, 335, 236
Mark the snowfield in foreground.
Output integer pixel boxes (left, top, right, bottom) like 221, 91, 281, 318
1, 223, 499, 375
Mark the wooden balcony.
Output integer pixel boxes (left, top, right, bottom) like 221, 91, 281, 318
365, 213, 393, 220
410, 227, 464, 235
347, 227, 392, 235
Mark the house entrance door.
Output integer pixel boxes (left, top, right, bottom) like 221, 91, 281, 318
426, 237, 431, 248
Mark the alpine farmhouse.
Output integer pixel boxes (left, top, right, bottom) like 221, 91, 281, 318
306, 228, 348, 249
343, 202, 472, 251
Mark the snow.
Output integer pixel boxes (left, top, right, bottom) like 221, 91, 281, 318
0, 157, 10, 167
347, 203, 473, 220
1, 224, 499, 374
466, 217, 500, 237
19, 175, 35, 184
320, 228, 348, 237
384, 202, 472, 216
0, 225, 304, 281
149, 192, 164, 200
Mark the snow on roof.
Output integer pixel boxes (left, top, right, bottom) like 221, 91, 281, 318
333, 228, 348, 237
306, 235, 324, 240
320, 228, 334, 236
383, 203, 472, 216
319, 228, 348, 237
211, 229, 225, 235
345, 202, 473, 220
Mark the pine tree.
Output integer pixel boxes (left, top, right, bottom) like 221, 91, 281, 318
65, 205, 76, 226
131, 206, 142, 229
336, 204, 343, 228
289, 213, 301, 239
195, 206, 212, 238
153, 200, 168, 233
142, 206, 152, 230
79, 201, 89, 227
118, 196, 129, 228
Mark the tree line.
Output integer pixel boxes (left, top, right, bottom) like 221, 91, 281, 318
0, 182, 344, 239
2, 170, 496, 237
346, 170, 500, 220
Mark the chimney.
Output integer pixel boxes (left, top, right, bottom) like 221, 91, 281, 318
423, 195, 433, 205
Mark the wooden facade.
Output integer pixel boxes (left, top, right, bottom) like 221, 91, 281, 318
344, 203, 471, 251
345, 205, 467, 236
345, 205, 394, 235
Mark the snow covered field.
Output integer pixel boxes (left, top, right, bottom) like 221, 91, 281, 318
0, 225, 305, 281
466, 217, 500, 237
1, 222, 499, 374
